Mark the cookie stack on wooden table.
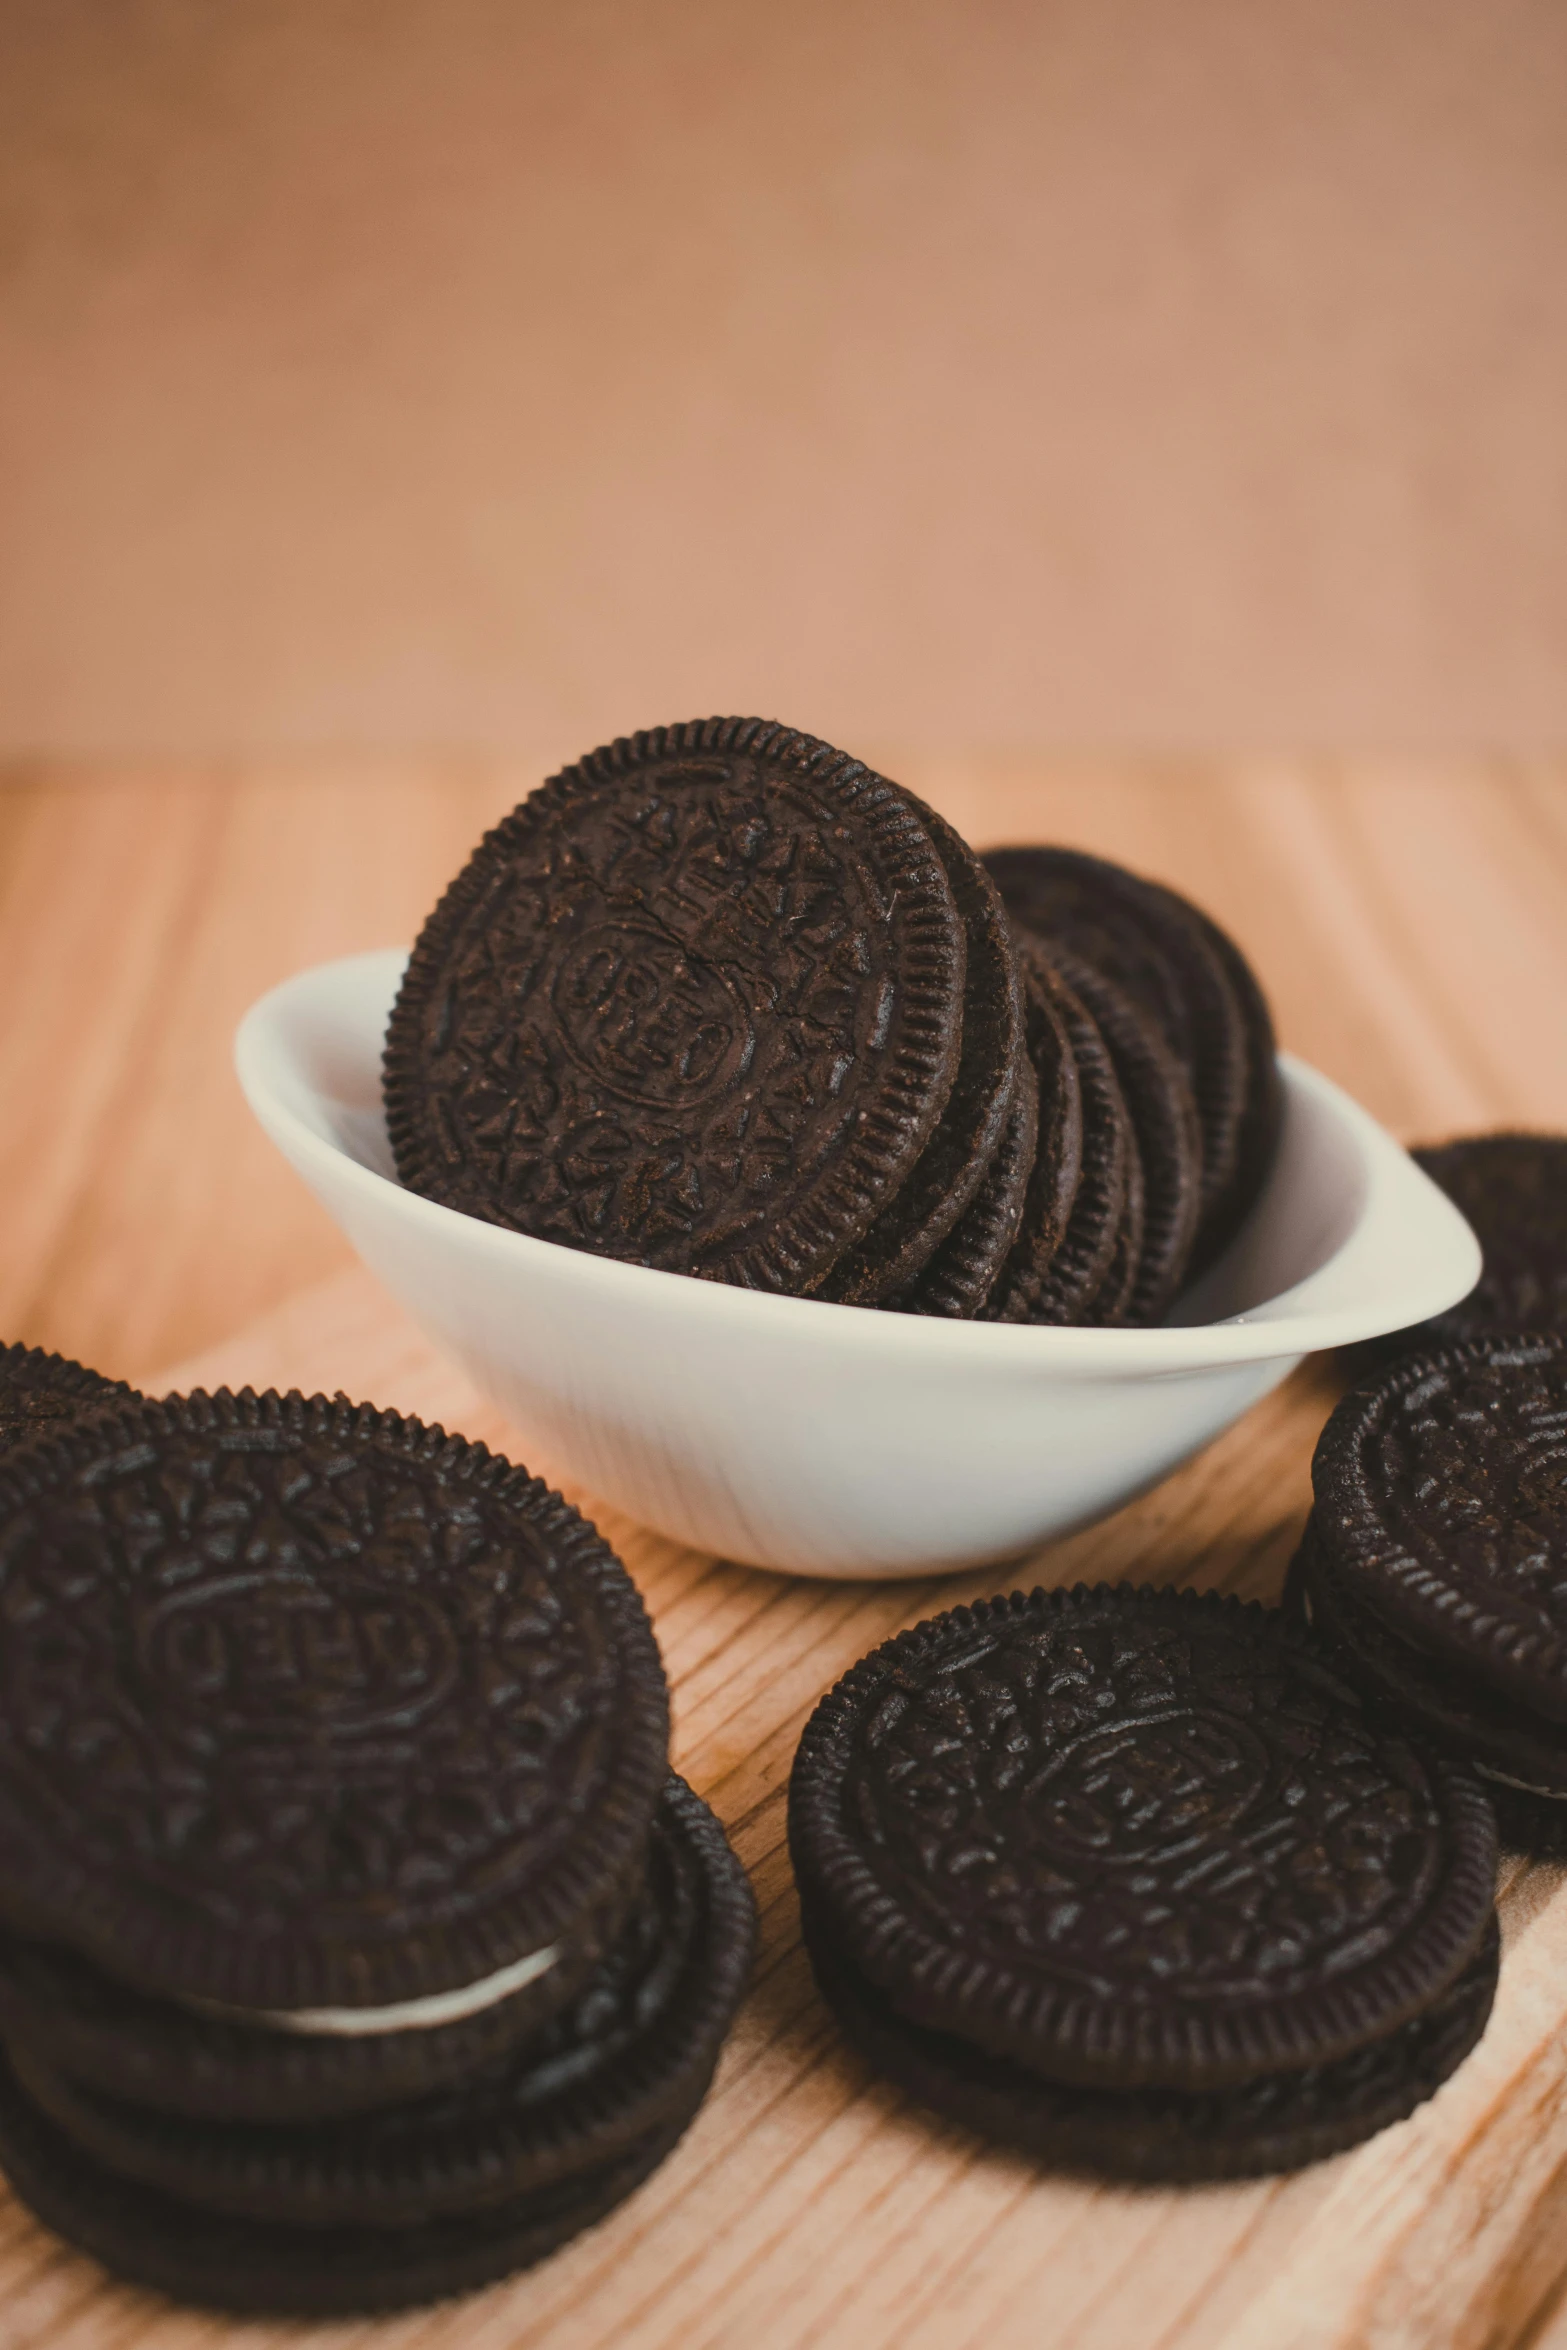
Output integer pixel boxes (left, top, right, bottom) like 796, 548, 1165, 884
0, 1361, 753, 2316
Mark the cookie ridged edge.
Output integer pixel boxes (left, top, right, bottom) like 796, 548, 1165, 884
787, 1583, 1498, 2092
0, 1387, 670, 2015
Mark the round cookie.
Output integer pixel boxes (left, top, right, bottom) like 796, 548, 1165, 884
972, 960, 1083, 1323
788, 1585, 1497, 2091
384, 716, 968, 1297
0, 2053, 698, 2318
1043, 945, 1202, 1324
1010, 952, 1130, 1327
6, 1776, 755, 2226
1290, 1521, 1567, 1803
0, 1342, 134, 1460
803, 1905, 1498, 2184
1409, 1134, 1567, 1342
894, 1054, 1039, 1319
1185, 899, 1283, 1268
0, 1388, 669, 2020
0, 1887, 621, 2126
981, 846, 1244, 1254
821, 808, 1025, 1307
1312, 1332, 1567, 1727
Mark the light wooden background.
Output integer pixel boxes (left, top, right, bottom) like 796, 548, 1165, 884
1, 757, 1566, 2350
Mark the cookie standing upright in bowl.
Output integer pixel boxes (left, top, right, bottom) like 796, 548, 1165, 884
385, 716, 983, 1298
0, 1386, 754, 2314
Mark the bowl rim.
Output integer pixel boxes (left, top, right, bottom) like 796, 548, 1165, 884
236, 947, 1482, 1374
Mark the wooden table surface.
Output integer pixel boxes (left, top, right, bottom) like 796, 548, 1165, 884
2, 754, 1567, 2350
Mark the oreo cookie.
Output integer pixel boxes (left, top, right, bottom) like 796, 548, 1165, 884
976, 957, 1084, 1323
789, 1586, 1497, 2177
1287, 1518, 1567, 1810
385, 717, 967, 1298
1395, 1134, 1567, 1350
6, 1776, 752, 2233
981, 846, 1280, 1272
0, 1386, 669, 2020
1044, 945, 1202, 1324
821, 809, 1026, 1306
1007, 950, 1130, 1327
0, 1341, 134, 1461
803, 1903, 1498, 2184
0, 1389, 754, 2312
1313, 1332, 1567, 1727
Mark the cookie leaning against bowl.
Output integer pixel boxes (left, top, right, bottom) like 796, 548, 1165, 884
961, 955, 1083, 1323
999, 944, 1130, 1327
982, 846, 1279, 1270
789, 1587, 1497, 2094
385, 716, 968, 1298
820, 806, 1026, 1307
1043, 943, 1202, 1324
1405, 1134, 1567, 1345
0, 1388, 669, 2071
1312, 1331, 1567, 1728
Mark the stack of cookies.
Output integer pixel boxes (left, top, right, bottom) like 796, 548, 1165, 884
384, 716, 1281, 1326
1289, 1329, 1567, 1857
0, 1383, 753, 2316
789, 1586, 1499, 2180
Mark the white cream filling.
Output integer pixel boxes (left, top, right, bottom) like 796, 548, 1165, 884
189, 1943, 561, 2038
1476, 1763, 1567, 1803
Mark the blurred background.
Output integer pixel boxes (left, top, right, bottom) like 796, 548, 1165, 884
1, 0, 1565, 1385
4, 0, 1566, 765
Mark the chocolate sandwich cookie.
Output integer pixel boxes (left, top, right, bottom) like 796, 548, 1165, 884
0, 2052, 696, 2318
0, 1341, 133, 1460
1312, 1332, 1567, 1728
789, 1586, 1496, 2093
982, 846, 1278, 1270
1404, 1134, 1567, 1346
894, 1055, 1039, 1319
821, 809, 1025, 1307
385, 717, 968, 1298
6, 1776, 754, 2230
1006, 952, 1130, 1327
1289, 1519, 1567, 1803
1042, 946, 1202, 1324
0, 1388, 669, 2034
802, 1902, 1498, 2184
973, 959, 1084, 1322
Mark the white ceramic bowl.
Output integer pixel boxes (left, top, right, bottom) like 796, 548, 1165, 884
236, 949, 1479, 1579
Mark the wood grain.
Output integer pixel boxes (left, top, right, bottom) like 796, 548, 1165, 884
0, 755, 1565, 2350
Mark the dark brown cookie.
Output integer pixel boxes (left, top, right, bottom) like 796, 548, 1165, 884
787, 1585, 1497, 2092
893, 1052, 1039, 1318
5, 1776, 754, 2228
820, 808, 1025, 1306
0, 1342, 134, 1460
802, 1903, 1498, 2184
385, 717, 968, 1296
0, 2050, 697, 2318
1006, 950, 1130, 1327
981, 847, 1277, 1270
1312, 1332, 1567, 1728
1042, 945, 1203, 1324
1290, 1519, 1567, 1801
1407, 1134, 1567, 1344
0, 1388, 669, 2019
971, 959, 1083, 1322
